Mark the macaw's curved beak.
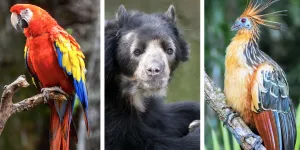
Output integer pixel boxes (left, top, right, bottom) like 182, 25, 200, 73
11, 12, 28, 31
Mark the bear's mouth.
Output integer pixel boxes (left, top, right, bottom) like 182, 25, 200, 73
138, 78, 169, 90
119, 74, 169, 95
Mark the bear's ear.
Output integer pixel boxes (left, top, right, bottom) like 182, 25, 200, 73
165, 5, 176, 22
178, 37, 190, 62
105, 20, 120, 86
116, 5, 127, 21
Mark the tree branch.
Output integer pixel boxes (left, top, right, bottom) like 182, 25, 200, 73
0, 75, 67, 135
204, 72, 266, 150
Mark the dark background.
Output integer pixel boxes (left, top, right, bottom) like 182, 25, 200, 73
105, 0, 200, 102
205, 0, 300, 149
0, 0, 99, 149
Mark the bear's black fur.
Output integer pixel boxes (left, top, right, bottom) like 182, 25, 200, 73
105, 5, 200, 150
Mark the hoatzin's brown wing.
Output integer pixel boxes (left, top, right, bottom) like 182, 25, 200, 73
251, 63, 296, 150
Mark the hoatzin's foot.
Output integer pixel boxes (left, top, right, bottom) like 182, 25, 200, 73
41, 86, 67, 103
189, 120, 200, 132
223, 111, 239, 126
243, 133, 262, 150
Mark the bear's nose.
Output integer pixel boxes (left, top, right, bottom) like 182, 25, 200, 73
146, 62, 164, 77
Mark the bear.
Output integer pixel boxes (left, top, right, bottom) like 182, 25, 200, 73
105, 5, 200, 150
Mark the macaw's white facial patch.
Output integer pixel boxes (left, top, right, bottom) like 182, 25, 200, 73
20, 8, 33, 24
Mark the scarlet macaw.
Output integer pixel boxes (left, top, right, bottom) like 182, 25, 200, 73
10, 4, 90, 150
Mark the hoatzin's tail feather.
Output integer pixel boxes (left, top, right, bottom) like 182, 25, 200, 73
253, 107, 296, 150
279, 101, 296, 150
49, 99, 74, 150
253, 111, 280, 150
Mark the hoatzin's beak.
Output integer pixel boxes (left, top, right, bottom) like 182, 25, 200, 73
11, 12, 28, 31
231, 23, 240, 31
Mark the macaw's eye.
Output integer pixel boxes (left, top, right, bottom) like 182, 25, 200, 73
241, 18, 246, 23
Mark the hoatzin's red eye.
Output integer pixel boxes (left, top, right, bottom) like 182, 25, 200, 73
241, 18, 246, 23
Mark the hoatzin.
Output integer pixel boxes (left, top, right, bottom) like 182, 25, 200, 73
224, 0, 296, 149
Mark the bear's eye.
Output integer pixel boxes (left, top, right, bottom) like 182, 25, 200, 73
166, 48, 173, 55
133, 49, 143, 56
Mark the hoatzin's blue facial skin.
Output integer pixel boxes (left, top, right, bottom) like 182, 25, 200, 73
231, 17, 252, 31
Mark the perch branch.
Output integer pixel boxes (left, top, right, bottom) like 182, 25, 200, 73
204, 72, 266, 150
0, 75, 67, 135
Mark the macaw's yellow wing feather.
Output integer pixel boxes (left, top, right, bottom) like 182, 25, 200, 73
51, 27, 90, 135
54, 36, 86, 82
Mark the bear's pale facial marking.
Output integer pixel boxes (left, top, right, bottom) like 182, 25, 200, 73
123, 31, 135, 41
119, 37, 175, 112
134, 40, 173, 90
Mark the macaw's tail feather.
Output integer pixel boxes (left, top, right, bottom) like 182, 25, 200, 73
73, 79, 90, 136
70, 120, 78, 144
49, 99, 75, 150
84, 110, 90, 136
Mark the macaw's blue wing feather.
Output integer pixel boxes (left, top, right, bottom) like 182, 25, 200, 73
73, 78, 89, 134
52, 31, 90, 135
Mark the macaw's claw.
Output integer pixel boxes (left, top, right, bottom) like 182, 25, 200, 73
223, 111, 239, 126
243, 133, 262, 150
41, 86, 67, 103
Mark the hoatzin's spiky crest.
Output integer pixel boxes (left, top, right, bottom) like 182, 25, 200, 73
232, 0, 286, 40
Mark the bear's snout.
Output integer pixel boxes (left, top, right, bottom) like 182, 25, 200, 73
145, 60, 165, 77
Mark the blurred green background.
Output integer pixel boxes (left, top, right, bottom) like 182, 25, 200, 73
0, 0, 99, 150
205, 0, 300, 149
105, 0, 200, 102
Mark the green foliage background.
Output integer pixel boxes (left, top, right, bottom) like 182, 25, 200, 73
105, 0, 200, 102
205, 0, 300, 149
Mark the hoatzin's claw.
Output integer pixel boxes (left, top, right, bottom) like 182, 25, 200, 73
41, 86, 67, 103
243, 133, 263, 150
221, 106, 233, 110
189, 120, 200, 133
223, 111, 239, 126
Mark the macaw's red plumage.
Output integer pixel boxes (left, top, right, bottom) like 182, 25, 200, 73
10, 4, 90, 150
225, 0, 296, 149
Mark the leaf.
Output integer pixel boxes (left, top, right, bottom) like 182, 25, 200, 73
221, 124, 231, 150
212, 129, 221, 150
